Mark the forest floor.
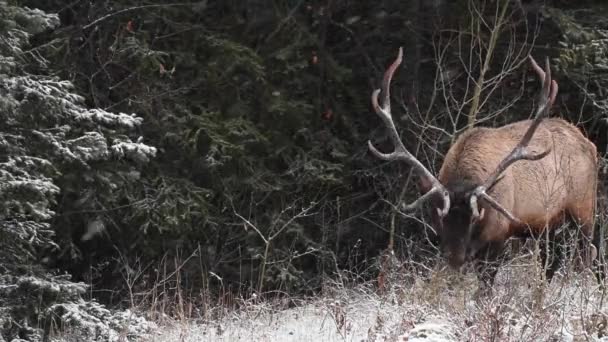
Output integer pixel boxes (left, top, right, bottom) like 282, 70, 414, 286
144, 253, 608, 342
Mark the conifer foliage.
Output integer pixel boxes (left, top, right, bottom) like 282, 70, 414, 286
1, 1, 607, 340
0, 2, 156, 340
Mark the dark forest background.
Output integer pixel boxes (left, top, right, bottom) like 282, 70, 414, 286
2, 0, 608, 340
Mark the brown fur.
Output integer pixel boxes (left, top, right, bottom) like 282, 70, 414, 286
440, 117, 598, 247
367, 48, 600, 286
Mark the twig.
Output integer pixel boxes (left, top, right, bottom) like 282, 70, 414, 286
83, 3, 198, 30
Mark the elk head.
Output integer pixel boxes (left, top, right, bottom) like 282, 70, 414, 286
368, 47, 558, 268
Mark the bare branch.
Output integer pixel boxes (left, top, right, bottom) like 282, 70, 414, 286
83, 3, 197, 30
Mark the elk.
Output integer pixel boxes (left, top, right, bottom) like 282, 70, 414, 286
368, 47, 599, 287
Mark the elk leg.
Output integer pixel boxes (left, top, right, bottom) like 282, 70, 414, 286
593, 221, 606, 284
564, 204, 605, 285
538, 230, 562, 282
568, 206, 596, 271
577, 232, 596, 270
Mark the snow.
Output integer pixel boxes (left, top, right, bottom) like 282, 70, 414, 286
47, 302, 157, 342
149, 295, 460, 342
148, 256, 608, 342
408, 320, 459, 342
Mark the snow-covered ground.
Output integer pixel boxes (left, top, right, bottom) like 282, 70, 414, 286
146, 256, 608, 342
148, 294, 459, 342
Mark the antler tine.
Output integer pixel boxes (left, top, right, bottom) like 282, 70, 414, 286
367, 47, 450, 216
529, 55, 559, 115
469, 55, 558, 223
480, 56, 556, 192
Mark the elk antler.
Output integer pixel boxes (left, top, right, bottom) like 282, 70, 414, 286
469, 55, 559, 223
368, 47, 451, 216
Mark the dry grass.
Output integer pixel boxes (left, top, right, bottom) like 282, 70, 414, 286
140, 248, 608, 342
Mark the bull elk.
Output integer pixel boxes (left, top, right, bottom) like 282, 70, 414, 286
368, 47, 600, 287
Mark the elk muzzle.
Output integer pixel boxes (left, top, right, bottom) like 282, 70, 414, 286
443, 247, 467, 270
